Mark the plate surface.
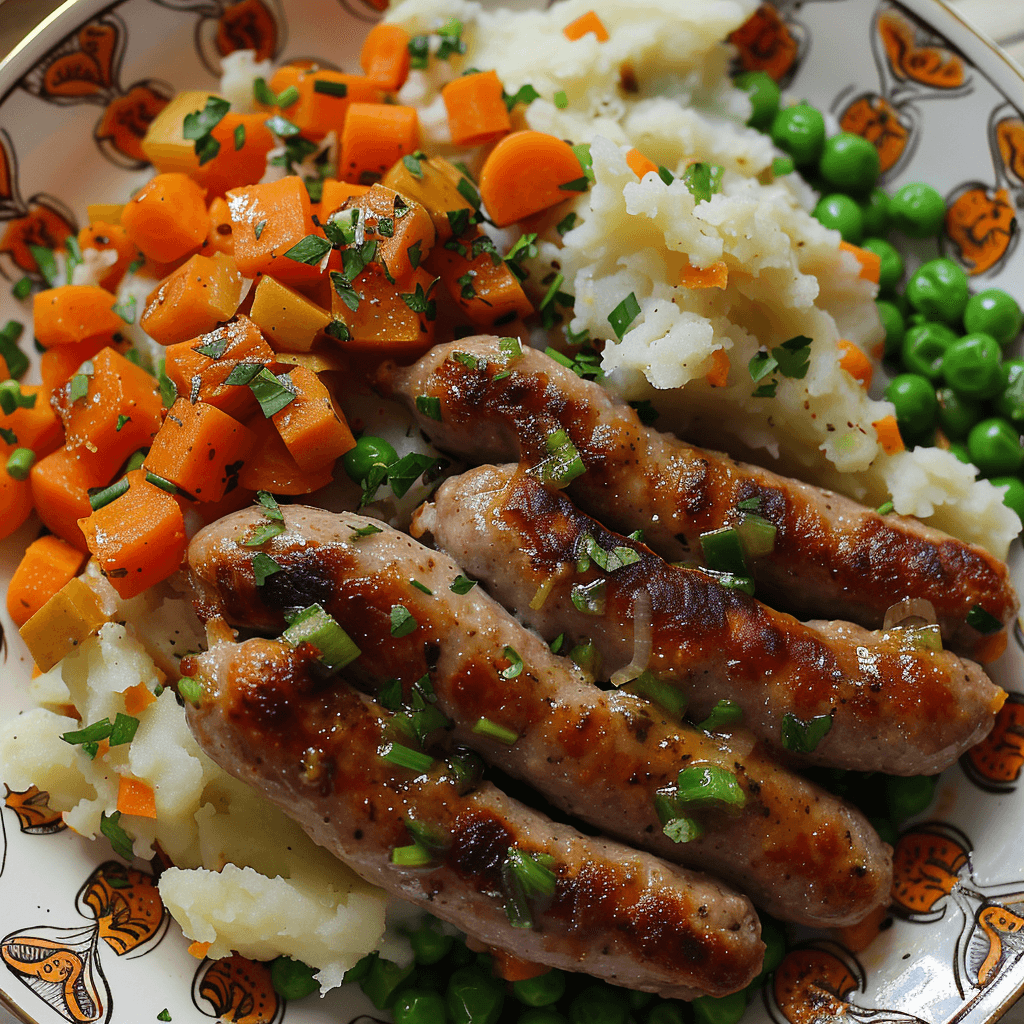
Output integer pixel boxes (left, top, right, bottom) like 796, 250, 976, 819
1, 1, 1024, 1023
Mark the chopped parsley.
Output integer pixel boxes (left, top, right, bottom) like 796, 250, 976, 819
390, 604, 417, 638
608, 292, 641, 340
780, 711, 833, 753
100, 810, 134, 861
450, 575, 477, 594
252, 551, 283, 586
681, 162, 724, 203
182, 96, 230, 165
283, 234, 332, 265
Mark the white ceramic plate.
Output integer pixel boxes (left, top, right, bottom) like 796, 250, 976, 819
2, 1, 1024, 1023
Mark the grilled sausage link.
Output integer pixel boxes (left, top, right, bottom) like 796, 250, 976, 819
412, 464, 1004, 776
376, 336, 1017, 658
183, 637, 763, 998
188, 506, 892, 927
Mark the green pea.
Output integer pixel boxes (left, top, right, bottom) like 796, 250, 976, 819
889, 182, 946, 238
269, 957, 319, 1000
948, 442, 973, 467
360, 955, 416, 1010
967, 418, 1024, 476
734, 71, 780, 130
860, 188, 891, 237
964, 288, 1024, 346
513, 970, 566, 1007
645, 1002, 687, 1024
692, 991, 747, 1024
407, 919, 454, 965
520, 1010, 569, 1024
446, 967, 504, 1024
995, 360, 1024, 422
905, 258, 969, 324
936, 387, 983, 441
990, 476, 1024, 520
769, 103, 826, 167
901, 321, 957, 380
861, 238, 904, 292
876, 299, 905, 359
813, 194, 864, 243
394, 988, 449, 1024
342, 434, 398, 483
941, 333, 1003, 400
568, 984, 630, 1024
818, 132, 880, 195
886, 774, 937, 824
884, 373, 937, 436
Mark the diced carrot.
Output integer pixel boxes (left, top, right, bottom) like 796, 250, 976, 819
839, 240, 882, 285
78, 469, 188, 599
563, 10, 609, 41
77, 222, 137, 292
679, 261, 728, 289
188, 941, 212, 959
40, 336, 115, 403
974, 629, 1009, 664
117, 776, 157, 819
340, 184, 436, 284
30, 446, 113, 550
238, 413, 334, 494
837, 339, 873, 389
488, 948, 549, 982
33, 285, 125, 348
275, 69, 382, 141
190, 483, 257, 526
360, 23, 412, 91
320, 180, 371, 219
479, 131, 586, 227
52, 347, 164, 481
226, 177, 324, 289
0, 384, 64, 458
194, 113, 277, 198
122, 681, 157, 717
121, 172, 209, 264
872, 415, 905, 455
140, 252, 244, 346
426, 231, 533, 330
340, 103, 420, 186
271, 366, 355, 471
267, 65, 302, 102
706, 348, 730, 388
6, 535, 87, 628
145, 399, 254, 502
0, 441, 35, 542
836, 904, 887, 953
163, 315, 278, 419
249, 276, 332, 353
205, 197, 235, 256
442, 70, 512, 147
331, 264, 437, 360
626, 148, 659, 179
381, 155, 476, 242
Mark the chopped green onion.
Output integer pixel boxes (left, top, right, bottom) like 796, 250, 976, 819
125, 450, 147, 473
966, 605, 1002, 634
283, 603, 361, 671
67, 373, 90, 404
265, 114, 301, 137
391, 842, 433, 866
0, 427, 15, 445
663, 816, 704, 844
681, 162, 724, 203
5, 447, 34, 481
115, 414, 131, 432
533, 427, 585, 486
62, 718, 114, 747
381, 742, 434, 774
549, 633, 565, 654
89, 477, 129, 511
254, 218, 267, 240
410, 579, 432, 595
657, 165, 674, 185
735, 514, 776, 558
607, 292, 641, 339
350, 522, 383, 539
100, 810, 134, 861
623, 671, 687, 720
500, 646, 523, 679
12, 276, 32, 300
407, 34, 430, 70
696, 700, 743, 732
177, 676, 202, 708
252, 551, 283, 586
503, 83, 540, 111
234, 123, 246, 150
571, 142, 594, 181
559, 176, 590, 192
570, 579, 606, 615
390, 604, 417, 637
675, 764, 746, 810
540, 272, 565, 311
781, 711, 833, 753
313, 79, 347, 98
416, 394, 442, 421
0, 321, 28, 379
283, 234, 332, 265
556, 212, 577, 236
29, 244, 60, 287
108, 712, 139, 746
701, 568, 755, 595
736, 497, 761, 511
378, 678, 402, 711
699, 527, 748, 576
145, 471, 177, 494
472, 717, 519, 745
876, 500, 894, 516
554, 90, 568, 109
114, 294, 137, 324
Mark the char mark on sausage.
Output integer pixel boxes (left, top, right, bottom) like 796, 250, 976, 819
376, 336, 1017, 658
183, 637, 763, 998
412, 463, 1004, 776
188, 505, 892, 928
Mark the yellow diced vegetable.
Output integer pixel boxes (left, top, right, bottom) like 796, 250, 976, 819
86, 204, 125, 224
19, 576, 110, 673
249, 276, 332, 353
141, 90, 221, 174
381, 155, 475, 241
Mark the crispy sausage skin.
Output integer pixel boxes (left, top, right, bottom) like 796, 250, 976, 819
412, 464, 1004, 776
188, 505, 892, 928
182, 638, 763, 999
376, 337, 1017, 657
